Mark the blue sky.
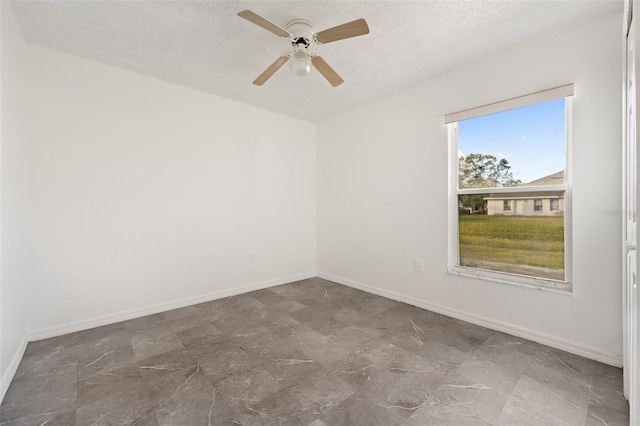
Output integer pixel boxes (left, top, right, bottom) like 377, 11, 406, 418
458, 98, 566, 184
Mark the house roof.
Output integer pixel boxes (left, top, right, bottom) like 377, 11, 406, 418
483, 171, 564, 200
523, 170, 564, 186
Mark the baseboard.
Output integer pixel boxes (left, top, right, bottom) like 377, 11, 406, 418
25, 270, 622, 367
28, 272, 315, 341
318, 272, 623, 367
1, 335, 28, 404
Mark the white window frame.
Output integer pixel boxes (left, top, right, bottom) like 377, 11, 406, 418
447, 85, 573, 293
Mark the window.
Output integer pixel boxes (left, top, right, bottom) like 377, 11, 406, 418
447, 84, 572, 291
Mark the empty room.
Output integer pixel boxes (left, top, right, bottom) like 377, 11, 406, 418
0, 0, 637, 425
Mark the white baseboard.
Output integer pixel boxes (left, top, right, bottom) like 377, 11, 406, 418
1, 335, 28, 404
318, 272, 623, 367
28, 272, 315, 341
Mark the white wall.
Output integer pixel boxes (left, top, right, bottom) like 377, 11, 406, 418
24, 44, 316, 337
317, 13, 623, 364
1, 2, 30, 399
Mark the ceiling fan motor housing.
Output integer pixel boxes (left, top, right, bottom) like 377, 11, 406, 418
287, 19, 314, 45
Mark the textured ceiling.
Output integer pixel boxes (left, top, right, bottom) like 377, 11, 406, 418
11, 1, 622, 122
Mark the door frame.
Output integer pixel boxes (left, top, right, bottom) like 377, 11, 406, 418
623, 1, 639, 424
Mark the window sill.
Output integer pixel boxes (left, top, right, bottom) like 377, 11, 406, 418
448, 266, 573, 296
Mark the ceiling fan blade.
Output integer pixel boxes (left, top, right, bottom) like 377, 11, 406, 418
253, 55, 290, 86
238, 10, 290, 38
314, 18, 369, 44
311, 56, 344, 87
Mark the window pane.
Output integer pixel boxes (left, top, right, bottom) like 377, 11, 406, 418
458, 191, 565, 281
458, 99, 565, 189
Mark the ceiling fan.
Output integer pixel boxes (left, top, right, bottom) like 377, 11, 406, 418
237, 10, 370, 87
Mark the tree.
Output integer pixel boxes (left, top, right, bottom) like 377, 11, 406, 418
458, 154, 522, 212
459, 153, 522, 189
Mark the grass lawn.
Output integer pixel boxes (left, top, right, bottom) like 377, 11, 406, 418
458, 215, 564, 273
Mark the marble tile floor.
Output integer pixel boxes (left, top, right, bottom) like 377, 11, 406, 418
0, 278, 629, 426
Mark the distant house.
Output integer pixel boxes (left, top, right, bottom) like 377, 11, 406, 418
485, 171, 564, 216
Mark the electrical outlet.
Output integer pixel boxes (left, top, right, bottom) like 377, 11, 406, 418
415, 259, 424, 273
248, 252, 254, 262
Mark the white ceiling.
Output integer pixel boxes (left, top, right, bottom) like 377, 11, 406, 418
11, 1, 622, 122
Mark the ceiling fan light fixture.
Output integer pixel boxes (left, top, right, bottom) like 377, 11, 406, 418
290, 48, 311, 77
